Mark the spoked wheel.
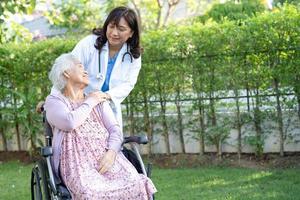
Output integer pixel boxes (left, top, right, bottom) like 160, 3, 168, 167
31, 159, 51, 200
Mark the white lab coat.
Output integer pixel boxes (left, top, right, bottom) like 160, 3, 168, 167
71, 34, 141, 127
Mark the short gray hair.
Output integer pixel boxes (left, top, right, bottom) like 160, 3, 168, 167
49, 53, 79, 91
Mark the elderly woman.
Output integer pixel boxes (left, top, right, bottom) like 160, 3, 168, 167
44, 53, 156, 200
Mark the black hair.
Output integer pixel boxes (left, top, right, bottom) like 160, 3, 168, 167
92, 6, 141, 59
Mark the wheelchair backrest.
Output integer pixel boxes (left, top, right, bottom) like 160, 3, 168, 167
43, 111, 53, 138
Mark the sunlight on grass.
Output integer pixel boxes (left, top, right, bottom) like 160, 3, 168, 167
202, 177, 228, 187
247, 171, 273, 180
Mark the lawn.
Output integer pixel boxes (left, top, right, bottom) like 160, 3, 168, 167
0, 161, 300, 200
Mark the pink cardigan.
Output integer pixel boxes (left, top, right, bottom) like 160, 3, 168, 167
44, 87, 123, 182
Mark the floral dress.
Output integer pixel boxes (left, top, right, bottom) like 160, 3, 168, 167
60, 102, 157, 200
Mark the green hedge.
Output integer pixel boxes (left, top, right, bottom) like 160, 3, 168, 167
1, 5, 300, 155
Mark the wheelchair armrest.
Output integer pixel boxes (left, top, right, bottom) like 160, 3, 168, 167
41, 146, 53, 157
123, 135, 148, 145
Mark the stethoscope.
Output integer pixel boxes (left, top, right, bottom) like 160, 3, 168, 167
96, 45, 133, 79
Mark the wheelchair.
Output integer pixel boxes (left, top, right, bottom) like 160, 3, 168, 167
31, 109, 153, 200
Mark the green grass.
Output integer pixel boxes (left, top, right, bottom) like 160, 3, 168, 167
1, 161, 300, 200
153, 167, 300, 200
0, 161, 33, 200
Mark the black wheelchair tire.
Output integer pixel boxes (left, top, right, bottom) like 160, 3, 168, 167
31, 159, 51, 200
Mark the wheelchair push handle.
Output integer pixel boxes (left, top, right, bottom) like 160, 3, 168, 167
123, 135, 148, 145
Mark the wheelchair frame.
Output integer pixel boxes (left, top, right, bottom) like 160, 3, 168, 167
31, 111, 153, 200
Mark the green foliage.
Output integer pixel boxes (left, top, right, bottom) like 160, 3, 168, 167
42, 0, 214, 32
0, 0, 36, 20
205, 116, 231, 154
44, 0, 103, 32
0, 37, 76, 150
1, 4, 300, 154
197, 0, 266, 23
244, 134, 265, 156
274, 0, 300, 6
0, 0, 36, 43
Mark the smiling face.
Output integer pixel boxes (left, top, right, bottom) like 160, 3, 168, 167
65, 61, 89, 88
106, 17, 133, 49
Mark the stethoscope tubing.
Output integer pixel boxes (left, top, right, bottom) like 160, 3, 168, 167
98, 45, 133, 76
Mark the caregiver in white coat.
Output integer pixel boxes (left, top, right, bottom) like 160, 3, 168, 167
72, 6, 141, 128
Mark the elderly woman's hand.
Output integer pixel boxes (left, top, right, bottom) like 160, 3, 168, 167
99, 149, 117, 174
36, 101, 45, 113
88, 91, 109, 103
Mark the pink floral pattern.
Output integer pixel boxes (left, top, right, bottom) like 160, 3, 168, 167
60, 102, 157, 200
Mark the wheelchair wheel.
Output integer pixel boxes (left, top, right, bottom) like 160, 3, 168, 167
31, 159, 51, 200
122, 147, 143, 174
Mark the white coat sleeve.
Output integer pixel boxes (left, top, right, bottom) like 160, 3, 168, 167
106, 57, 141, 105
71, 35, 93, 68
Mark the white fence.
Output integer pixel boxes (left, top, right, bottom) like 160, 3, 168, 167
1, 113, 300, 154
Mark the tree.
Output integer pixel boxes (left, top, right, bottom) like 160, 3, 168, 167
43, 0, 216, 32
45, 0, 103, 34
0, 0, 36, 43
197, 0, 266, 23
274, 0, 300, 6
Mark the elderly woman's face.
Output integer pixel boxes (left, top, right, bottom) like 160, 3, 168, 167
65, 61, 89, 87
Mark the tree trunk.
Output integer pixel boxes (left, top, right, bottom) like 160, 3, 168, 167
197, 92, 205, 155
24, 85, 36, 153
294, 75, 300, 120
160, 100, 170, 155
209, 92, 217, 126
142, 90, 153, 156
13, 93, 21, 150
162, 0, 180, 27
246, 84, 251, 112
234, 89, 242, 160
0, 113, 8, 151
155, 0, 163, 28
244, 57, 250, 112
209, 65, 217, 126
274, 78, 284, 156
218, 140, 222, 159
175, 88, 185, 153
193, 64, 206, 155
253, 87, 263, 157
27, 111, 36, 152
130, 0, 142, 30
216, 139, 222, 160
15, 120, 21, 150
297, 93, 300, 121
156, 68, 170, 155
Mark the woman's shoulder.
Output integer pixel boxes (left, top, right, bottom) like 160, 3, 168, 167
96, 101, 110, 111
77, 34, 98, 47
44, 94, 64, 107
132, 54, 141, 66
44, 88, 69, 108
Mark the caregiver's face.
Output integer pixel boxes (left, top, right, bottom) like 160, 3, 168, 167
106, 17, 133, 49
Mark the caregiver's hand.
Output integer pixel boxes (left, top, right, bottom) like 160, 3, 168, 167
99, 149, 117, 174
88, 91, 108, 103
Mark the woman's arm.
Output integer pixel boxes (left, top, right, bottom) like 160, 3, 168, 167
71, 35, 95, 68
99, 101, 123, 152
45, 95, 99, 131
106, 57, 141, 105
98, 101, 123, 174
